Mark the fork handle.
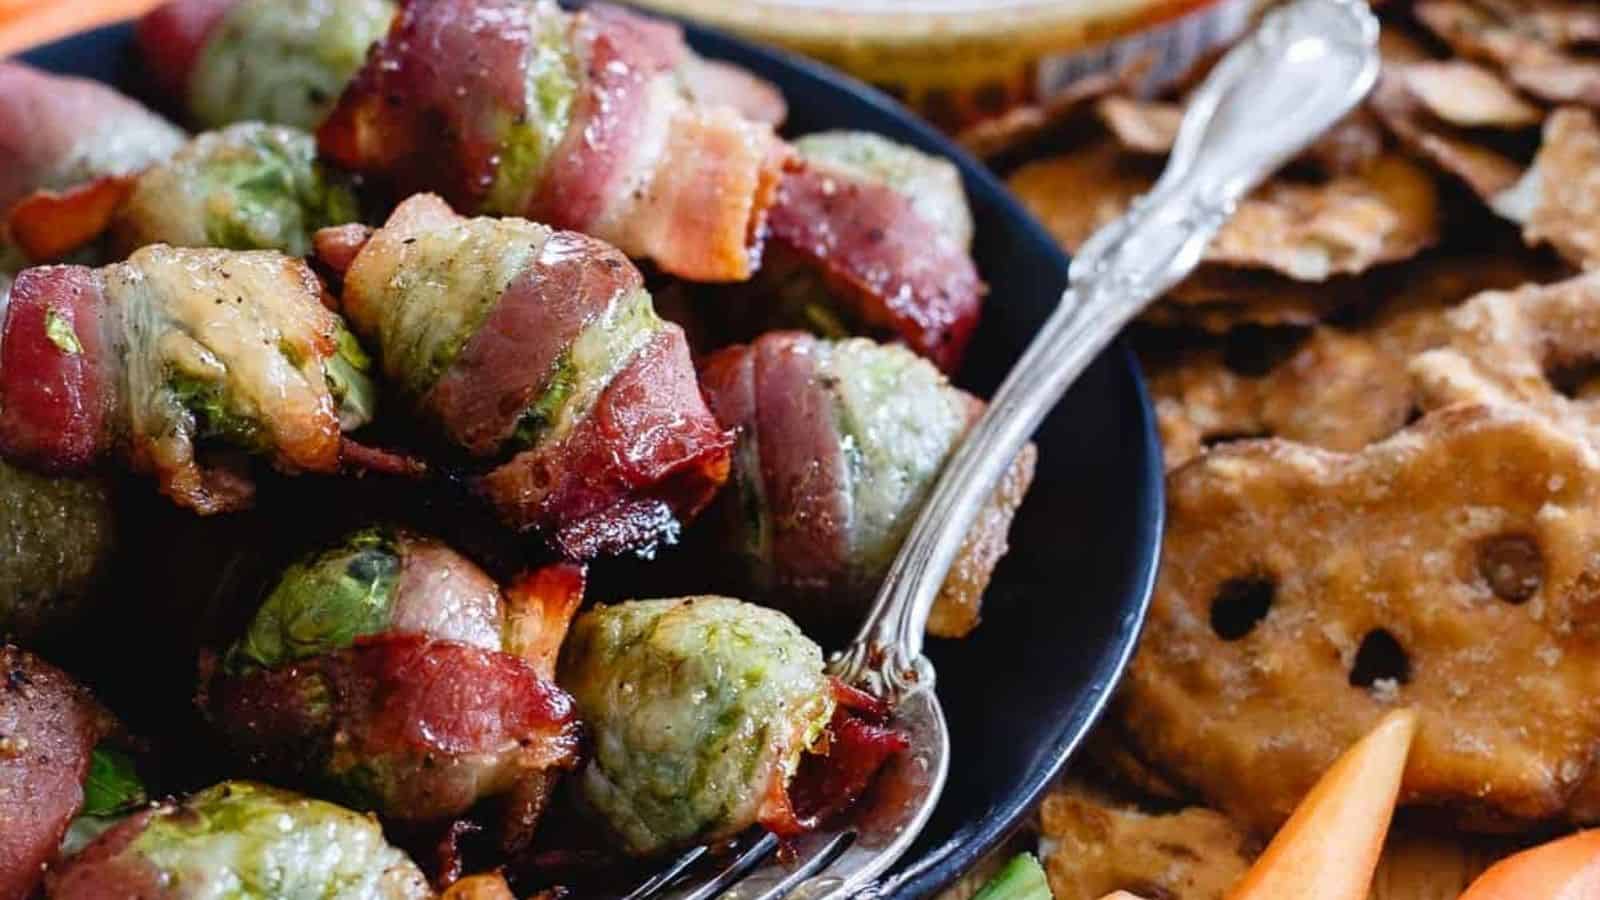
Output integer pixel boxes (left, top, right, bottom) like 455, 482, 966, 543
829, 0, 1381, 700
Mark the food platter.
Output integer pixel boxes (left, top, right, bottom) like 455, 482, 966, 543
10, 8, 1163, 897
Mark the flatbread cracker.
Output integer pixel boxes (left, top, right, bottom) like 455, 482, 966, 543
1038, 781, 1506, 900
1008, 138, 1154, 255
1096, 96, 1182, 155
1151, 250, 1561, 468
1097, 94, 1384, 176
1013, 148, 1439, 282
1412, 272, 1600, 436
1206, 155, 1440, 281
1400, 61, 1542, 128
1493, 107, 1600, 268
1370, 73, 1525, 200
1125, 404, 1600, 833
1038, 782, 1252, 900
1416, 0, 1600, 107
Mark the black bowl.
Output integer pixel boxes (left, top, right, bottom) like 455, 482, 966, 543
17, 17, 1163, 897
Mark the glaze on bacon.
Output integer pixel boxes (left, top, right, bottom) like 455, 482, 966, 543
326, 194, 731, 558
318, 0, 788, 282
0, 247, 377, 514
699, 332, 1035, 637
0, 646, 114, 900
763, 133, 985, 374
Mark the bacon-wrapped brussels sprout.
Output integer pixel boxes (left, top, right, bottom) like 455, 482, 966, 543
112, 123, 359, 257
318, 0, 788, 282
0, 646, 119, 899
0, 63, 183, 216
205, 529, 583, 840
699, 333, 1035, 637
0, 246, 377, 514
9, 123, 363, 268
557, 596, 833, 856
321, 194, 731, 558
759, 132, 984, 374
137, 0, 398, 131
0, 62, 184, 277
50, 781, 432, 899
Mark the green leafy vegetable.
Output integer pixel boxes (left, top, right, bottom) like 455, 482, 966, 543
227, 528, 401, 671
168, 372, 271, 454
80, 745, 147, 817
45, 310, 82, 355
971, 854, 1053, 900
197, 125, 360, 256
485, 13, 579, 214
327, 323, 378, 431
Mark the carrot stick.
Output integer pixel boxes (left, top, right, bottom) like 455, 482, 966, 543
1458, 830, 1600, 900
1225, 708, 1418, 900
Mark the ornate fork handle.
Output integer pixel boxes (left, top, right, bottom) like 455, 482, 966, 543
830, 0, 1381, 699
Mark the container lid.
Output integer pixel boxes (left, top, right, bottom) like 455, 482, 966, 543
638, 0, 1252, 130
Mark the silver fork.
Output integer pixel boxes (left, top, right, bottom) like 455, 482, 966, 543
632, 1, 1381, 897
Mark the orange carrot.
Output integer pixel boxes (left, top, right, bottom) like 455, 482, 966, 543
1458, 831, 1600, 900
1225, 708, 1418, 900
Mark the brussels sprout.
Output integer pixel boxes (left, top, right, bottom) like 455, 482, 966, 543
484, 13, 579, 215
190, 0, 398, 131
226, 528, 404, 672
226, 527, 503, 672
51, 781, 431, 899
558, 596, 834, 856
114, 123, 360, 258
0, 461, 116, 640
701, 332, 1033, 637
821, 339, 970, 580
793, 131, 974, 251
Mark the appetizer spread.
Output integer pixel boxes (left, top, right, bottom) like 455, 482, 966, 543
0, 1, 1022, 895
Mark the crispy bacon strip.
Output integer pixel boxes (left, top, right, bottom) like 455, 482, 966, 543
0, 62, 182, 216
480, 327, 734, 559
0, 646, 114, 900
503, 563, 586, 681
6, 175, 135, 263
209, 635, 581, 793
318, 0, 785, 282
0, 266, 119, 472
767, 165, 984, 373
763, 679, 908, 834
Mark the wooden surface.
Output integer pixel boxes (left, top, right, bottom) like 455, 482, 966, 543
0, 0, 161, 56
